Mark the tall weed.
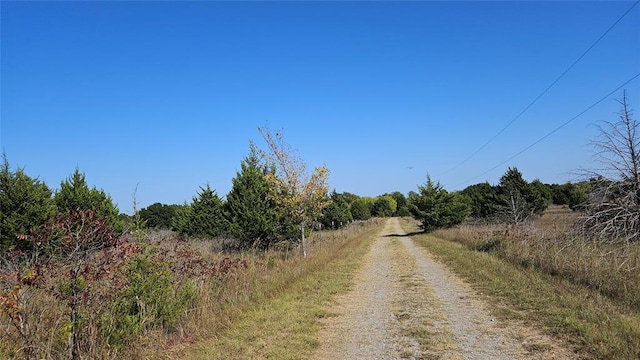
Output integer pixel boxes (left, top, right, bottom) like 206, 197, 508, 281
434, 206, 640, 311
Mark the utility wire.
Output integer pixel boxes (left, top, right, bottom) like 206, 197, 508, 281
454, 72, 640, 188
444, 0, 640, 175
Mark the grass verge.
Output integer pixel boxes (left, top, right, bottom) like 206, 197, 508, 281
399, 219, 640, 360
177, 219, 384, 360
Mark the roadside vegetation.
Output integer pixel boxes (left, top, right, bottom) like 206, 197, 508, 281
405, 211, 640, 359
402, 92, 640, 359
0, 128, 397, 359
2, 92, 636, 359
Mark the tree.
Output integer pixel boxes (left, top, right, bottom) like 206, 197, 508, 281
388, 191, 410, 216
582, 91, 639, 242
0, 154, 56, 252
171, 203, 192, 236
530, 179, 553, 211
175, 184, 226, 238
461, 182, 499, 219
496, 167, 547, 225
372, 195, 397, 217
408, 176, 471, 232
257, 127, 331, 257
549, 182, 589, 210
139, 203, 179, 229
54, 168, 124, 233
225, 145, 281, 249
350, 197, 373, 221
321, 191, 353, 229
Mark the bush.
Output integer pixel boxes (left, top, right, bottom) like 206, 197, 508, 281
105, 247, 197, 348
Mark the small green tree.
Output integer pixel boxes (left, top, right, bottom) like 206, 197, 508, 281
257, 127, 331, 257
372, 195, 397, 217
388, 191, 410, 216
408, 176, 471, 232
171, 203, 192, 236
530, 180, 553, 209
177, 184, 227, 238
54, 168, 124, 233
496, 167, 547, 224
139, 203, 179, 229
0, 154, 56, 252
321, 191, 353, 228
350, 197, 373, 221
461, 182, 499, 219
225, 145, 281, 249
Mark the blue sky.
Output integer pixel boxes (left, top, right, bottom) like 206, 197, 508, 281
2, 1, 639, 213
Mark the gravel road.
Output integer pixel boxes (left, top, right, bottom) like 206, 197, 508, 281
312, 217, 575, 360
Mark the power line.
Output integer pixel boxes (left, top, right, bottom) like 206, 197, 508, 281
453, 72, 640, 188
443, 0, 640, 175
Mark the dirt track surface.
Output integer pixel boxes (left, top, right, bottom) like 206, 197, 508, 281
312, 217, 575, 360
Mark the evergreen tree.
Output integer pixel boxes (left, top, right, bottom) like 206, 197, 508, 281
0, 154, 56, 252
461, 182, 499, 219
496, 167, 547, 224
530, 179, 553, 211
178, 184, 226, 238
54, 168, 124, 233
321, 191, 353, 228
408, 176, 471, 232
171, 202, 192, 236
225, 149, 280, 249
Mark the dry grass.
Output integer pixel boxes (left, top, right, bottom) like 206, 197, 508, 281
410, 207, 640, 360
154, 219, 383, 359
434, 206, 640, 312
0, 220, 382, 359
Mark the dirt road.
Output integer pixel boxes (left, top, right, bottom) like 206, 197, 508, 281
313, 217, 574, 360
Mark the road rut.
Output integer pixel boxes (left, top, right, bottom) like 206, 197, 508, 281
313, 217, 574, 359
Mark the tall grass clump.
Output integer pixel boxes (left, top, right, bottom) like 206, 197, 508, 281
433, 206, 640, 311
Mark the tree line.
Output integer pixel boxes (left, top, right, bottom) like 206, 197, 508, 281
3, 90, 638, 255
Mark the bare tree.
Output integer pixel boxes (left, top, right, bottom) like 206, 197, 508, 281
256, 127, 331, 257
581, 90, 640, 242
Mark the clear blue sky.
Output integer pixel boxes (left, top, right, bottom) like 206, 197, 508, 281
2, 1, 639, 213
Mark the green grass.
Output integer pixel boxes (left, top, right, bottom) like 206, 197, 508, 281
400, 218, 640, 360
388, 238, 457, 359
179, 220, 383, 360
